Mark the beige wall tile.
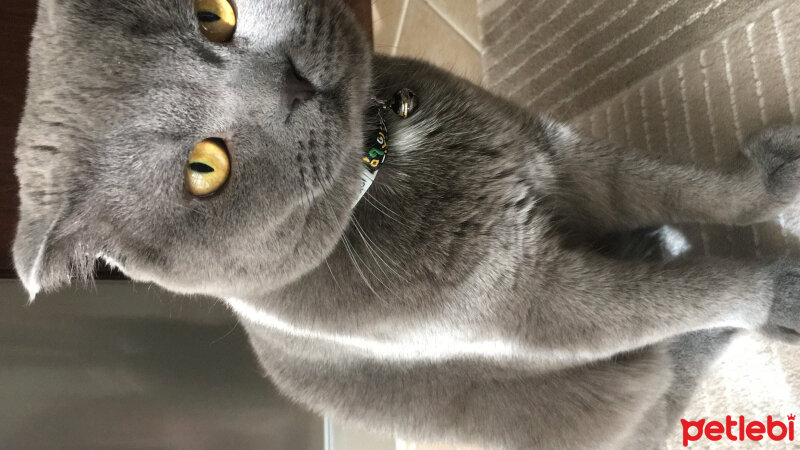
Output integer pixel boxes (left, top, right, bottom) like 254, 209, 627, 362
394, 0, 483, 85
425, 0, 480, 48
410, 443, 484, 450
372, 0, 408, 55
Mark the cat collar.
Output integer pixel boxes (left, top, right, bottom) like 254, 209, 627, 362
353, 88, 417, 207
354, 114, 389, 207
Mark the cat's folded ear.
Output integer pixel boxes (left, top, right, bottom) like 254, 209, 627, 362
12, 1, 88, 300
13, 204, 66, 300
13, 147, 77, 301
14, 142, 95, 302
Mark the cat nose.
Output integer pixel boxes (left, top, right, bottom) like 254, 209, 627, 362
284, 64, 316, 112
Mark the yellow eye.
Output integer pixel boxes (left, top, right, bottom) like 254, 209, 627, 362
194, 0, 236, 43
186, 139, 230, 196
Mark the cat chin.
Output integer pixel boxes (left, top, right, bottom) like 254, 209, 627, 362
93, 253, 218, 298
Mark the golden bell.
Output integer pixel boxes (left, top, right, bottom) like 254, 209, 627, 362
391, 88, 418, 119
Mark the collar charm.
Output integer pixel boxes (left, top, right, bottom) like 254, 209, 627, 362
354, 115, 388, 207
362, 115, 388, 174
352, 88, 418, 207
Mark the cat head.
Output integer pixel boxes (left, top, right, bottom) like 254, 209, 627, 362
14, 0, 371, 299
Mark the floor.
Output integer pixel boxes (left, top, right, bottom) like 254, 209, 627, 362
372, 0, 484, 86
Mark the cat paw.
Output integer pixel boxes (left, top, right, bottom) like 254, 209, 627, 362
743, 125, 800, 207
762, 259, 800, 344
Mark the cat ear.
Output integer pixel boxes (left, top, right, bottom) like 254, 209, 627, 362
14, 144, 94, 301
13, 0, 87, 300
12, 142, 76, 300
13, 202, 67, 300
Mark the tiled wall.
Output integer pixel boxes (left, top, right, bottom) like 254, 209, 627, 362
372, 0, 484, 85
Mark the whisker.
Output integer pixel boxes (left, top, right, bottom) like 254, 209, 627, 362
349, 219, 393, 291
352, 217, 409, 283
364, 194, 413, 231
351, 218, 408, 287
316, 178, 383, 301
324, 258, 343, 291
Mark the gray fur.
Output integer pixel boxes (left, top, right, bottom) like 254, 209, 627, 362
12, 1, 800, 448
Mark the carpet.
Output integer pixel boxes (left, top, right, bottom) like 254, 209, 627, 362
479, 0, 800, 448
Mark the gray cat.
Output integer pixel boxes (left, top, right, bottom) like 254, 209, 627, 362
13, 0, 800, 448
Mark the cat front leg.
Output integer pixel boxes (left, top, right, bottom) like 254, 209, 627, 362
544, 123, 800, 233
513, 247, 800, 358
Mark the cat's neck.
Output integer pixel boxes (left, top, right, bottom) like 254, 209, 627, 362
250, 55, 541, 325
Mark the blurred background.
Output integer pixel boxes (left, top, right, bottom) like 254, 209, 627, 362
0, 281, 324, 448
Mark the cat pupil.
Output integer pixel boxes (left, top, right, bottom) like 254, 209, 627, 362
196, 11, 221, 23
189, 162, 214, 173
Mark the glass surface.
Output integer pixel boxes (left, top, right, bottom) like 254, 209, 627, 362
0, 280, 323, 448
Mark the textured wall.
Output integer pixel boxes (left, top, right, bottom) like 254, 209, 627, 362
481, 0, 791, 120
